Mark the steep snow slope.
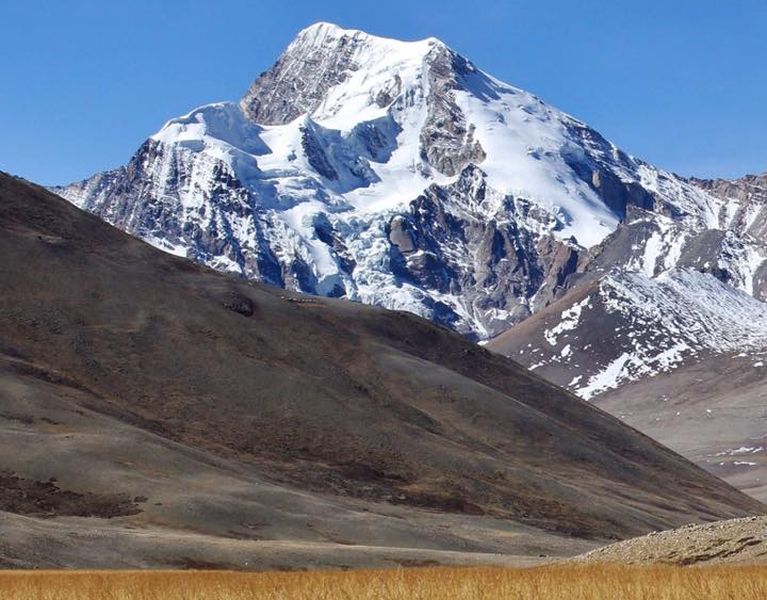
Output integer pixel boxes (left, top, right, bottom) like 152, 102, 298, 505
55, 22, 737, 339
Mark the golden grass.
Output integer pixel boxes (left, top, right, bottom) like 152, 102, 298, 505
1, 564, 766, 599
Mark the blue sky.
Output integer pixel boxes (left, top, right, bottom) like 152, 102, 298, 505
1, 0, 765, 185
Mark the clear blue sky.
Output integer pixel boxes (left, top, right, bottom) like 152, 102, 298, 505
2, 0, 765, 185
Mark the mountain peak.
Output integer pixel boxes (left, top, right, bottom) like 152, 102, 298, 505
291, 21, 366, 47
240, 24, 446, 126
61, 23, 739, 340
293, 21, 445, 50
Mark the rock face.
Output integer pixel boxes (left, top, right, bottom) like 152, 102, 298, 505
241, 23, 368, 125
418, 46, 487, 176
53, 22, 766, 340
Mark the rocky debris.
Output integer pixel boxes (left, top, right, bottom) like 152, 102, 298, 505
0, 472, 141, 519
222, 291, 256, 317
578, 517, 767, 565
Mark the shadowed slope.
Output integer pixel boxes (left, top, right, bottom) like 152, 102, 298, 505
0, 173, 762, 564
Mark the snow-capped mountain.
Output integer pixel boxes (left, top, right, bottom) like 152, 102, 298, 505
56, 22, 754, 340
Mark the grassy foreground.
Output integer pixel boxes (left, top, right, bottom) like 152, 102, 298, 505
1, 565, 766, 599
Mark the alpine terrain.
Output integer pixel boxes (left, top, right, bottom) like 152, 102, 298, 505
488, 172, 767, 501
56, 22, 762, 343
50, 21, 767, 511
0, 172, 763, 568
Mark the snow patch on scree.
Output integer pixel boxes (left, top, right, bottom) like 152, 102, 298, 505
573, 269, 767, 399
544, 297, 590, 346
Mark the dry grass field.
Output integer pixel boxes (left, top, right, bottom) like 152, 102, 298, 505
1, 565, 766, 600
